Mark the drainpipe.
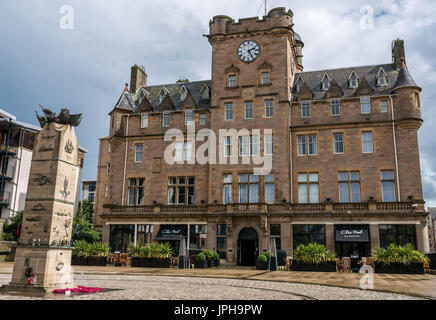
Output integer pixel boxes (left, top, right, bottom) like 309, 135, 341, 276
121, 115, 130, 206
389, 95, 401, 202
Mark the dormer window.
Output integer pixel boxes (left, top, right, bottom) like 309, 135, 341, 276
180, 86, 188, 102
201, 84, 210, 100
321, 74, 330, 91
158, 88, 168, 104
376, 69, 388, 86
296, 77, 304, 92
348, 72, 359, 88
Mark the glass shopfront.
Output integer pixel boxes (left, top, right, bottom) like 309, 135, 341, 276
109, 224, 135, 253
292, 224, 326, 250
379, 224, 417, 248
189, 224, 207, 254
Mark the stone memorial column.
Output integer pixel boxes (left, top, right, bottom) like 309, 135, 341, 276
1, 108, 82, 294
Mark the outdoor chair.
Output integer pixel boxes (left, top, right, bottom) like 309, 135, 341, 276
342, 257, 351, 273
424, 259, 430, 273
107, 254, 114, 266
336, 258, 343, 272
119, 253, 128, 267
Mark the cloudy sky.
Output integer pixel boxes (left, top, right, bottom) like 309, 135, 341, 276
0, 0, 435, 206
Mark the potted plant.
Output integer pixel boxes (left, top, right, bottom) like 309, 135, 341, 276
72, 241, 90, 266
195, 252, 207, 269
212, 252, 220, 267
291, 243, 337, 272
373, 244, 428, 274
128, 242, 173, 268
203, 250, 214, 267
256, 254, 268, 270
87, 242, 110, 266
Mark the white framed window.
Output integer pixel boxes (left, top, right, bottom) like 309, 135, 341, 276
104, 184, 108, 198
333, 133, 344, 154
223, 174, 233, 204
244, 102, 253, 119
297, 135, 317, 156
185, 109, 193, 126
184, 141, 192, 161
224, 136, 232, 157
262, 72, 270, 85
265, 100, 274, 118
376, 70, 387, 86
265, 134, 274, 155
265, 173, 275, 204
225, 103, 233, 121
239, 174, 259, 203
200, 113, 206, 125
135, 144, 143, 162
349, 72, 359, 88
301, 101, 311, 118
338, 172, 360, 203
361, 96, 371, 114
250, 135, 259, 156
381, 100, 388, 113
106, 163, 110, 174
158, 89, 167, 104
140, 112, 149, 128
298, 173, 319, 204
330, 99, 340, 116
180, 87, 188, 102
381, 171, 396, 202
201, 86, 210, 100
128, 178, 145, 206
296, 77, 303, 92
321, 74, 330, 90
362, 132, 373, 153
168, 177, 195, 205
162, 111, 170, 127
228, 75, 237, 87
175, 142, 183, 162
108, 144, 112, 153
239, 136, 250, 157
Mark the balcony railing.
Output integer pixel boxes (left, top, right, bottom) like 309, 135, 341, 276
0, 191, 11, 206
103, 201, 423, 216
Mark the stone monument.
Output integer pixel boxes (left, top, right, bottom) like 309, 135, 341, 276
1, 107, 82, 294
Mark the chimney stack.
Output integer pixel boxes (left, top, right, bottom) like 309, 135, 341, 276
130, 65, 148, 93
392, 39, 406, 69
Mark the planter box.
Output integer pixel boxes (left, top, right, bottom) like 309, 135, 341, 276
374, 262, 424, 274
290, 261, 337, 272
87, 256, 107, 266
195, 260, 207, 269
131, 257, 171, 268
213, 259, 220, 268
256, 261, 268, 270
207, 260, 213, 268
71, 255, 88, 266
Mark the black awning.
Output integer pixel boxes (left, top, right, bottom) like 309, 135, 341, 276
335, 225, 369, 242
154, 225, 187, 241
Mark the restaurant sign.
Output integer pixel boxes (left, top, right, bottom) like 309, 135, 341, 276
335, 225, 369, 242
155, 225, 187, 241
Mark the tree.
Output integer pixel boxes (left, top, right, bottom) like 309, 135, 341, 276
72, 200, 101, 244
2, 211, 23, 242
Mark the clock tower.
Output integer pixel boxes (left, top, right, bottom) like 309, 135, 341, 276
206, 7, 302, 203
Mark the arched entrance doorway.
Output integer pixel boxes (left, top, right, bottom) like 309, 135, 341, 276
237, 228, 259, 266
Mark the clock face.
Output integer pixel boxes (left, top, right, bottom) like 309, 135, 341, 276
237, 40, 261, 63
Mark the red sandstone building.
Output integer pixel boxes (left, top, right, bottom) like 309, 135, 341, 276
95, 8, 429, 266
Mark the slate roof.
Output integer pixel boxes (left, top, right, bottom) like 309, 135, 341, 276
114, 80, 212, 113
292, 62, 420, 101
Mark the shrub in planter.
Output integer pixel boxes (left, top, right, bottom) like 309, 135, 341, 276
195, 252, 207, 269
72, 241, 90, 266
128, 242, 174, 268
291, 243, 337, 272
373, 244, 428, 274
212, 252, 220, 267
202, 250, 214, 267
256, 254, 268, 270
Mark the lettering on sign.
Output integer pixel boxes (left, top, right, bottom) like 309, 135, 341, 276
33, 175, 51, 186
25, 216, 41, 222
38, 145, 54, 152
55, 209, 72, 217
31, 204, 47, 212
